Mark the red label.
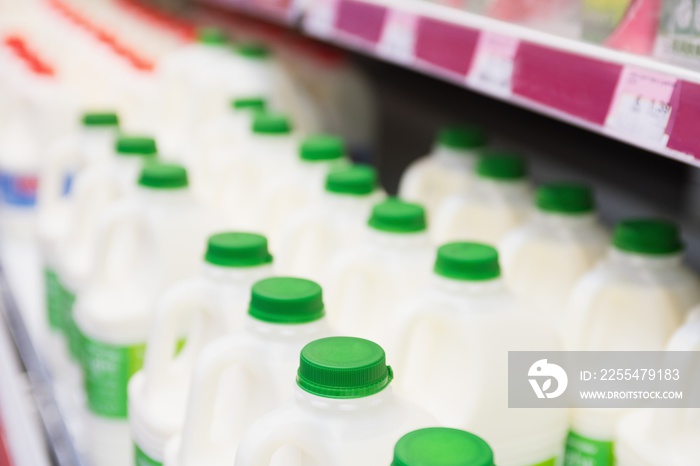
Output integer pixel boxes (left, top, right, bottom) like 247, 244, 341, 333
335, 0, 388, 45
414, 17, 479, 78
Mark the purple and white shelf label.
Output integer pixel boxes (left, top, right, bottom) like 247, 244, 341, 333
376, 10, 418, 65
304, 0, 339, 38
467, 31, 519, 97
606, 67, 677, 147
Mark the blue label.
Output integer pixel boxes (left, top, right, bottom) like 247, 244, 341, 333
0, 171, 39, 207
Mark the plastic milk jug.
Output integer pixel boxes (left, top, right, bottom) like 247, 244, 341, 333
432, 151, 531, 244
615, 315, 700, 466
129, 232, 274, 465
392, 428, 495, 466
564, 219, 700, 466
234, 336, 435, 466
326, 198, 433, 347
219, 113, 297, 230
500, 183, 608, 330
392, 242, 566, 466
258, 135, 348, 240
163, 277, 332, 466
399, 125, 487, 214
275, 165, 382, 286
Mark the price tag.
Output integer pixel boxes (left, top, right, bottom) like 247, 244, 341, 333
376, 10, 418, 65
606, 67, 677, 146
467, 31, 519, 97
304, 0, 339, 38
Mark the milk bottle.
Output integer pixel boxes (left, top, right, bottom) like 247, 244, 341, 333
129, 232, 274, 465
234, 336, 435, 466
219, 113, 297, 230
432, 151, 531, 244
615, 315, 700, 466
392, 428, 495, 466
163, 277, 332, 466
275, 165, 382, 286
398, 125, 487, 214
500, 183, 608, 330
259, 134, 348, 240
326, 198, 432, 347
564, 219, 700, 466
392, 242, 566, 466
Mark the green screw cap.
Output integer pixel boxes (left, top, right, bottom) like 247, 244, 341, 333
434, 242, 501, 281
252, 113, 292, 135
115, 136, 157, 157
81, 112, 119, 127
368, 198, 426, 233
536, 183, 595, 214
476, 151, 527, 180
197, 27, 227, 46
392, 428, 495, 466
237, 43, 270, 59
299, 135, 345, 162
138, 163, 188, 189
297, 337, 393, 399
613, 219, 683, 256
231, 97, 266, 112
248, 277, 324, 324
205, 232, 273, 267
438, 125, 487, 151
325, 165, 377, 196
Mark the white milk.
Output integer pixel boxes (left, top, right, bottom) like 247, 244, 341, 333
275, 165, 382, 287
74, 163, 216, 466
398, 125, 487, 214
392, 428, 495, 466
615, 315, 700, 466
234, 336, 435, 466
326, 198, 433, 348
129, 232, 274, 465
219, 113, 297, 230
564, 219, 700, 466
191, 97, 266, 205
392, 242, 566, 466
432, 151, 531, 244
258, 134, 348, 241
164, 277, 332, 466
500, 183, 608, 331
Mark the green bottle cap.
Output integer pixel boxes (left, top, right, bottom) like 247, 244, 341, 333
115, 136, 157, 157
297, 337, 393, 399
476, 151, 527, 180
325, 165, 377, 196
368, 198, 427, 233
299, 135, 345, 162
197, 27, 227, 46
137, 163, 188, 189
438, 125, 487, 151
252, 113, 292, 135
392, 428, 495, 466
237, 43, 270, 59
81, 112, 119, 127
248, 277, 324, 324
204, 232, 273, 267
231, 97, 266, 112
612, 219, 683, 255
536, 183, 595, 214
434, 242, 500, 281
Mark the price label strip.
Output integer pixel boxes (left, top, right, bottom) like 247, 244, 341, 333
467, 31, 520, 97
305, 0, 339, 38
606, 67, 677, 147
376, 10, 418, 65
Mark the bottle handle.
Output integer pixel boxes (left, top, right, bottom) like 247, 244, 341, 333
388, 294, 437, 380
143, 279, 220, 400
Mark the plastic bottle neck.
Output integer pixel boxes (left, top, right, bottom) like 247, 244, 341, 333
432, 145, 476, 169
472, 176, 531, 197
607, 248, 683, 270
366, 227, 431, 250
201, 262, 273, 284
244, 315, 329, 341
248, 133, 296, 156
432, 274, 505, 296
294, 385, 393, 413
532, 209, 598, 229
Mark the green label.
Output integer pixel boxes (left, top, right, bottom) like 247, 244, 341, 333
62, 289, 81, 362
135, 444, 163, 466
83, 336, 145, 418
564, 430, 615, 466
44, 268, 64, 331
